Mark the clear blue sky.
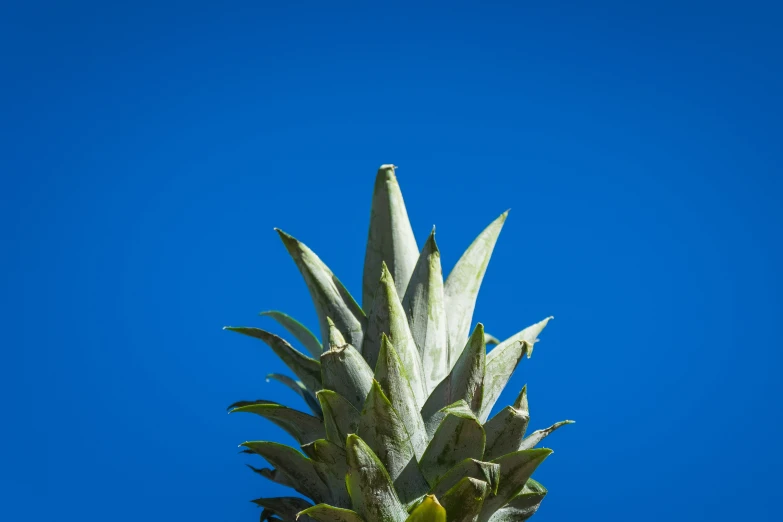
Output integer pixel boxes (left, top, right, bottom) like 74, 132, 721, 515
2, 2, 781, 521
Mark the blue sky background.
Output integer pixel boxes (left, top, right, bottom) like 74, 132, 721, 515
2, 2, 782, 521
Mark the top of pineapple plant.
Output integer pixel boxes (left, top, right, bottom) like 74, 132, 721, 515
225, 164, 572, 522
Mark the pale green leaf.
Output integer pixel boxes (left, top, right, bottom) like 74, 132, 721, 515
484, 333, 500, 345
401, 229, 448, 394
419, 402, 486, 486
444, 211, 507, 361
224, 327, 322, 392
482, 386, 529, 460
301, 439, 351, 509
479, 449, 552, 522
316, 390, 359, 447
266, 373, 323, 418
362, 165, 419, 312
429, 458, 499, 500
405, 495, 446, 522
297, 504, 366, 522
441, 477, 491, 522
246, 464, 295, 489
251, 497, 312, 521
276, 229, 366, 348
230, 402, 325, 445
486, 479, 547, 522
361, 263, 427, 407
345, 434, 408, 522
519, 420, 574, 450
374, 334, 427, 460
241, 441, 331, 503
422, 324, 486, 421
260, 310, 323, 358
321, 322, 374, 412
480, 317, 552, 422
358, 380, 429, 504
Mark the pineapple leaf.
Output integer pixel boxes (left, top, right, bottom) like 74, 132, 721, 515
429, 458, 500, 500
441, 477, 491, 522
246, 464, 295, 488
224, 327, 322, 393
227, 399, 275, 410
301, 439, 351, 509
401, 228, 448, 394
444, 211, 507, 363
419, 402, 486, 486
422, 324, 486, 421
230, 402, 325, 446
405, 495, 446, 522
362, 165, 419, 313
519, 420, 574, 450
297, 504, 366, 522
480, 316, 552, 422
374, 334, 428, 460
358, 380, 429, 504
345, 434, 409, 522
486, 479, 547, 522
484, 332, 500, 345
361, 263, 427, 408
482, 386, 530, 461
316, 390, 360, 448
241, 441, 331, 503
266, 373, 323, 418
479, 449, 553, 521
251, 497, 313, 522
275, 228, 366, 348
321, 338, 374, 412
260, 310, 323, 358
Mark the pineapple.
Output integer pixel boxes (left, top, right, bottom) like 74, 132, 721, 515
226, 165, 572, 522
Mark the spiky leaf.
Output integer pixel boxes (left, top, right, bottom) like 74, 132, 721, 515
358, 380, 429, 503
297, 505, 366, 522
251, 497, 312, 521
246, 465, 295, 488
422, 324, 486, 420
363, 165, 419, 312
479, 449, 552, 521
401, 229, 448, 393
230, 403, 325, 445
374, 334, 427, 459
444, 211, 507, 360
419, 402, 486, 486
266, 373, 323, 417
301, 439, 351, 508
241, 441, 330, 503
316, 390, 360, 448
441, 477, 491, 522
405, 495, 446, 522
260, 310, 323, 358
345, 434, 408, 522
480, 316, 552, 422
486, 479, 547, 522
429, 459, 499, 500
276, 229, 366, 348
519, 420, 574, 450
224, 327, 322, 392
362, 264, 427, 407
321, 336, 374, 412
482, 386, 529, 460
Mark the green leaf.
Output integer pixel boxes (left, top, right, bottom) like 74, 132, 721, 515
519, 420, 574, 451
358, 380, 429, 504
362, 165, 419, 313
482, 386, 529, 461
484, 333, 500, 346
230, 402, 325, 445
246, 465, 295, 489
316, 390, 360, 448
361, 263, 427, 408
422, 324, 486, 421
374, 334, 427, 459
405, 495, 446, 522
241, 441, 331, 503
321, 331, 374, 412
429, 458, 499, 500
441, 477, 491, 522
251, 497, 313, 522
260, 310, 323, 358
301, 439, 351, 508
266, 373, 323, 418
479, 449, 552, 521
345, 434, 408, 522
227, 399, 275, 410
419, 402, 486, 486
401, 229, 448, 394
443, 211, 507, 362
275, 228, 366, 348
480, 317, 552, 422
297, 505, 366, 522
486, 479, 547, 522
224, 327, 322, 392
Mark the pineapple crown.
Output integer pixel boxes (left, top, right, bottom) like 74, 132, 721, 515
225, 166, 573, 522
